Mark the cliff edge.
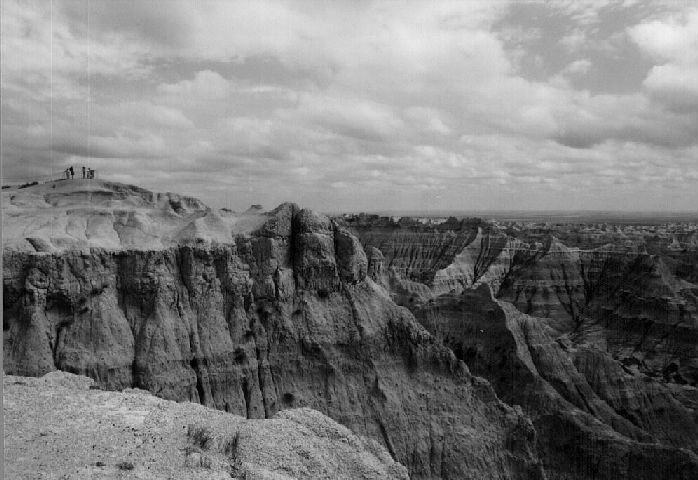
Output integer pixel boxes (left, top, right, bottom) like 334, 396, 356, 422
2, 183, 544, 479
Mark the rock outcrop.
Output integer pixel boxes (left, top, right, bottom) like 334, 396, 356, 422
8, 181, 697, 479
4, 371, 409, 479
346, 216, 698, 479
3, 187, 544, 480
1, 179, 268, 252
414, 287, 697, 479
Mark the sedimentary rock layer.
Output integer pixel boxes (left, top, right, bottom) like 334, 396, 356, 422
3, 202, 543, 480
348, 217, 698, 479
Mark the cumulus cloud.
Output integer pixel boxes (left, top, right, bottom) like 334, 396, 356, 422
1, 0, 696, 211
629, 9, 698, 111
643, 64, 698, 111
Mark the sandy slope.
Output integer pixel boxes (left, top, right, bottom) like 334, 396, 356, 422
3, 372, 408, 480
1, 179, 267, 252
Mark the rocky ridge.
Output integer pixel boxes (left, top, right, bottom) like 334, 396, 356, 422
344, 214, 698, 479
3, 181, 543, 480
1, 179, 268, 252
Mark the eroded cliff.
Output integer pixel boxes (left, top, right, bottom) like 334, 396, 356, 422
346, 215, 698, 479
3, 185, 543, 480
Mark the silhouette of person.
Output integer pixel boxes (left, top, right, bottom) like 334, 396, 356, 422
69, 166, 74, 179
65, 168, 70, 179
82, 166, 86, 179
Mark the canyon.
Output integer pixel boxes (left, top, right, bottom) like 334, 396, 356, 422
4, 180, 698, 479
345, 213, 698, 479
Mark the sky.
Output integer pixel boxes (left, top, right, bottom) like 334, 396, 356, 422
1, 0, 697, 212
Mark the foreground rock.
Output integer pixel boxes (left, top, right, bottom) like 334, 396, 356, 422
3, 372, 408, 479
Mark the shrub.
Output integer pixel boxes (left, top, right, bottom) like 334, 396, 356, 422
187, 424, 213, 450
116, 461, 135, 470
229, 458, 246, 478
222, 431, 240, 458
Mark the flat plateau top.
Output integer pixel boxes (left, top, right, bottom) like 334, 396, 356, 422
1, 179, 267, 253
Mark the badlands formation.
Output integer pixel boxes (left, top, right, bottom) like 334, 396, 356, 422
1, 179, 267, 252
4, 372, 408, 479
4, 179, 698, 479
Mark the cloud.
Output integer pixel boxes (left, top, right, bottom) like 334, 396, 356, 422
404, 107, 453, 136
560, 29, 587, 52
60, 0, 195, 48
552, 92, 698, 148
1, 0, 697, 211
629, 10, 698, 63
157, 70, 230, 99
562, 59, 592, 76
629, 9, 698, 111
643, 64, 698, 111
290, 94, 405, 143
54, 132, 166, 159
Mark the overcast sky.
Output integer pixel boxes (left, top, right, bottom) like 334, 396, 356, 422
2, 0, 697, 212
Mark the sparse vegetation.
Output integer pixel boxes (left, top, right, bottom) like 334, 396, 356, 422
222, 431, 240, 458
187, 424, 213, 450
116, 461, 135, 470
182, 444, 199, 457
228, 458, 246, 479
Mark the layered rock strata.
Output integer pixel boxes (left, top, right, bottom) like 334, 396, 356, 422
347, 217, 698, 479
3, 201, 543, 480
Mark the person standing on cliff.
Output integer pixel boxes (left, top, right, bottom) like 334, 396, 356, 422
82, 166, 86, 179
69, 166, 74, 179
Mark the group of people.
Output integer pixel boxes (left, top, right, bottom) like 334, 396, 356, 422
64, 165, 96, 179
